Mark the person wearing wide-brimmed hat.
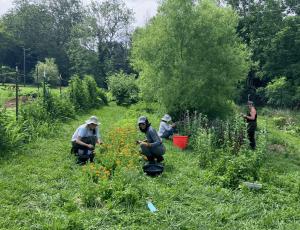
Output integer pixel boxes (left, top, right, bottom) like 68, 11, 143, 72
241, 101, 257, 149
71, 116, 104, 163
158, 114, 178, 139
135, 116, 166, 164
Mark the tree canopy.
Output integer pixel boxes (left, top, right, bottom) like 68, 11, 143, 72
131, 0, 250, 118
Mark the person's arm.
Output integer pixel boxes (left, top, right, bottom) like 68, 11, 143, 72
162, 122, 173, 131
76, 135, 94, 149
97, 138, 104, 146
243, 109, 256, 120
95, 127, 104, 145
146, 129, 161, 148
171, 122, 178, 128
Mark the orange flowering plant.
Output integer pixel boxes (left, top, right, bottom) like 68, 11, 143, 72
78, 124, 145, 184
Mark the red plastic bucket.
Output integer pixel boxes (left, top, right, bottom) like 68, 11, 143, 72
173, 135, 188, 149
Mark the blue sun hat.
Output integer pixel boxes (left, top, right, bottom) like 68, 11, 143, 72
138, 116, 147, 124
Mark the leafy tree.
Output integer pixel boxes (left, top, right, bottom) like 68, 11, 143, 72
67, 0, 135, 87
0, 66, 15, 85
2, 0, 84, 82
35, 58, 60, 87
227, 0, 287, 104
265, 77, 293, 107
107, 71, 139, 106
131, 0, 249, 119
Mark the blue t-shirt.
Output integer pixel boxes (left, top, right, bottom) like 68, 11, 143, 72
71, 124, 99, 141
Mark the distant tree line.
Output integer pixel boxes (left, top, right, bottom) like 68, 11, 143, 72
0, 0, 135, 88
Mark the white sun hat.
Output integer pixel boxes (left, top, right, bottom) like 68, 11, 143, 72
162, 114, 172, 122
85, 116, 101, 125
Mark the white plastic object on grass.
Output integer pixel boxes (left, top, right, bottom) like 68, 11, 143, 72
244, 182, 262, 189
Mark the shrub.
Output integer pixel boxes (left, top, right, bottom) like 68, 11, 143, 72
273, 117, 286, 128
107, 71, 139, 106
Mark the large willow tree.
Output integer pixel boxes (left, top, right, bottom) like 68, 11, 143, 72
131, 0, 250, 119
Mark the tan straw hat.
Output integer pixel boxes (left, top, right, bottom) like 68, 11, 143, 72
85, 116, 101, 125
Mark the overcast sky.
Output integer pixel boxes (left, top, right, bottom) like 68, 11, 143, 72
0, 0, 159, 27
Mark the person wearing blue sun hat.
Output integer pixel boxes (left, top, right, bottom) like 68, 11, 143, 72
135, 116, 166, 164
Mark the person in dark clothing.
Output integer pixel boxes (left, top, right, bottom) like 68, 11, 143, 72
135, 116, 166, 165
242, 101, 257, 149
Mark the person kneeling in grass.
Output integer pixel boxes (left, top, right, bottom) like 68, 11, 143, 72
71, 116, 104, 163
135, 116, 166, 165
158, 114, 178, 139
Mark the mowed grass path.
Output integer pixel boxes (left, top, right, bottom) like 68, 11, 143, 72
1, 104, 300, 229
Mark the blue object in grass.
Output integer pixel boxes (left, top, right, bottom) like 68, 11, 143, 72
146, 202, 157, 212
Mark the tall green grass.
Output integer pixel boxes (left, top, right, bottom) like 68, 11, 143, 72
1, 103, 300, 229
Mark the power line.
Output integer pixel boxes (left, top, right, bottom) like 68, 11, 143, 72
132, 0, 148, 9
237, 7, 300, 15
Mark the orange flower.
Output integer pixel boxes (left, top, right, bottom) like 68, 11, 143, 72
100, 166, 103, 168
96, 171, 100, 173
105, 171, 110, 174
123, 167, 127, 169
117, 161, 120, 164
132, 167, 135, 169
136, 166, 139, 168
94, 177, 97, 179
118, 154, 121, 157
128, 164, 131, 167
73, 175, 75, 177
129, 160, 132, 162
102, 154, 105, 156
142, 142, 147, 145
89, 166, 93, 168
103, 175, 107, 178
121, 143, 124, 145
108, 154, 110, 156
103, 169, 106, 172
82, 169, 86, 171
92, 167, 96, 170
96, 174, 100, 176
83, 165, 87, 167
110, 169, 112, 170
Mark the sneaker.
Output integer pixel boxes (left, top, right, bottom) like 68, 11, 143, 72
156, 156, 164, 163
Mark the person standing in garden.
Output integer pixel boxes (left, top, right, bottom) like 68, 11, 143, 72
136, 116, 166, 164
242, 101, 257, 149
71, 116, 104, 163
158, 114, 178, 139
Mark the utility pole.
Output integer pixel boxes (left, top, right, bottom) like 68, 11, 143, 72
24, 48, 25, 87
37, 68, 39, 91
60, 74, 62, 100
43, 71, 46, 103
15, 66, 19, 121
